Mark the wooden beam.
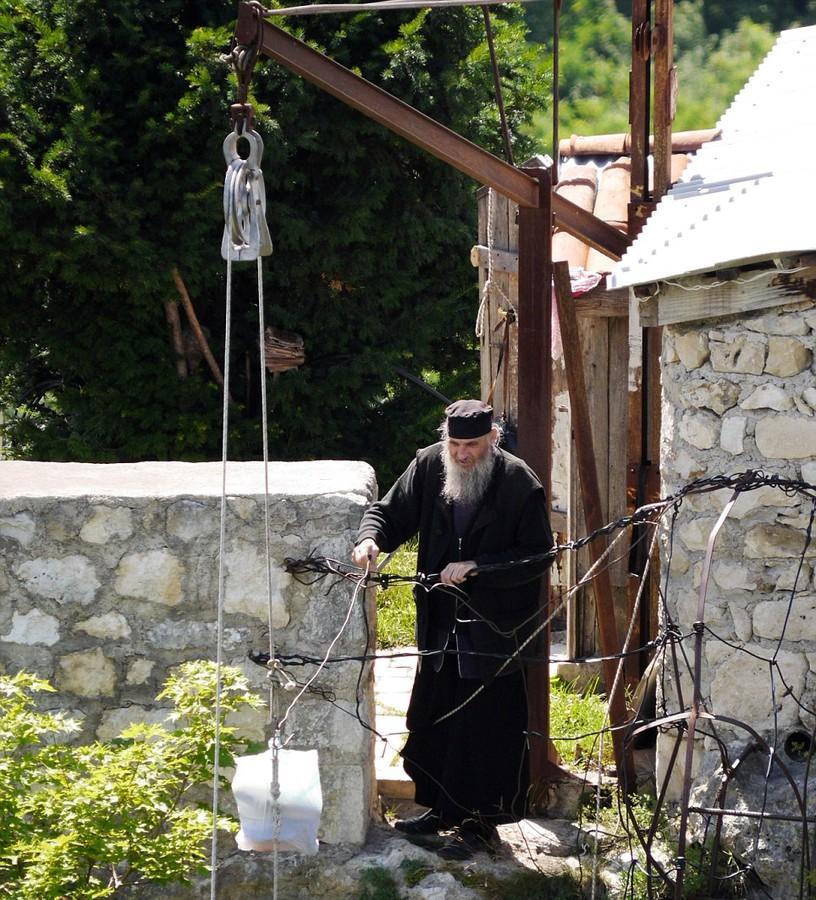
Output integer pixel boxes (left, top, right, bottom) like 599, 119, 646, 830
637, 267, 816, 327
552, 260, 635, 790
239, 5, 629, 260
629, 0, 651, 232
470, 244, 518, 276
573, 287, 629, 318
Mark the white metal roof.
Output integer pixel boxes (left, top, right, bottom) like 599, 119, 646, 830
609, 24, 816, 289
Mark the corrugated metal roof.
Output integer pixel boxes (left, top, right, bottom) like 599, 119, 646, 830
609, 24, 816, 289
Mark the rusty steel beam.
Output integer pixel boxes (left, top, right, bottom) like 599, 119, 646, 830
517, 162, 559, 783
552, 260, 635, 790
517, 162, 553, 496
237, 4, 629, 259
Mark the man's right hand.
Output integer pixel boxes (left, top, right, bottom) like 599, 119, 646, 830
352, 538, 380, 568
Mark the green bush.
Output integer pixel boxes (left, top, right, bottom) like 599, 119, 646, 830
0, 661, 262, 899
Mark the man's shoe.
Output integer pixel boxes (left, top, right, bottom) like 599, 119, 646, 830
436, 833, 474, 861
436, 821, 499, 861
393, 809, 443, 835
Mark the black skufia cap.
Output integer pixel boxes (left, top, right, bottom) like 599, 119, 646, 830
445, 399, 493, 439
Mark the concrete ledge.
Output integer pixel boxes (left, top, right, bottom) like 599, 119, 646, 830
0, 460, 376, 499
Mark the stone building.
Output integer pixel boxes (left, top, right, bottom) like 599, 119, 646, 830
609, 23, 816, 898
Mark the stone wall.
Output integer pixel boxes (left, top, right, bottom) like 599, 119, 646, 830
0, 460, 378, 846
657, 296, 816, 895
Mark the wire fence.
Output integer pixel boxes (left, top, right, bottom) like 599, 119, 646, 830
271, 470, 816, 898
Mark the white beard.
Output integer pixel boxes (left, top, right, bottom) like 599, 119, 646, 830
441, 443, 498, 504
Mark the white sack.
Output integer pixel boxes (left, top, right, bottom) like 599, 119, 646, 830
231, 747, 322, 855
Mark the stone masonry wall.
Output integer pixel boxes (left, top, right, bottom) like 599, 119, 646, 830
0, 460, 378, 846
657, 296, 816, 894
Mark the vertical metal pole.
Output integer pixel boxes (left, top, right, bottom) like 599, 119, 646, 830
517, 160, 558, 782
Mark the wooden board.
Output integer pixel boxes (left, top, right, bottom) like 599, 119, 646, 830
637, 267, 816, 327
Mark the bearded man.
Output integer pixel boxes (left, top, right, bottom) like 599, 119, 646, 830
352, 399, 554, 859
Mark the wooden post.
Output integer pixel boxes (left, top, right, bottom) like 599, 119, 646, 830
628, 0, 652, 235
553, 261, 635, 789
648, 0, 673, 655
652, 0, 675, 200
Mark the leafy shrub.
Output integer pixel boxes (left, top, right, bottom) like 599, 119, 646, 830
0, 661, 262, 899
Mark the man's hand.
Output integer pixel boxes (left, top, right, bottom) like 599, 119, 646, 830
352, 538, 380, 568
439, 561, 477, 585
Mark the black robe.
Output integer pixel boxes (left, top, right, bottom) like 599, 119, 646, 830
357, 442, 554, 823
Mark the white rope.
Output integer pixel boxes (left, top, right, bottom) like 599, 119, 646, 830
475, 187, 517, 340
211, 123, 275, 899
210, 251, 234, 900
474, 187, 492, 339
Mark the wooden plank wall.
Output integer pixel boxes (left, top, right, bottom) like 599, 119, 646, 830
477, 188, 518, 419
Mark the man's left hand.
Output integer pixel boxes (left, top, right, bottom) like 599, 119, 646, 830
439, 561, 477, 585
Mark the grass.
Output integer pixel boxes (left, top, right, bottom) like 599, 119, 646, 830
456, 868, 583, 898
400, 858, 434, 887
375, 540, 418, 648
358, 866, 401, 899
549, 676, 615, 770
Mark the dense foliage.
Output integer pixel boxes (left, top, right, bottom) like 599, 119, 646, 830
525, 0, 806, 147
1, 0, 814, 483
0, 0, 547, 486
0, 661, 261, 898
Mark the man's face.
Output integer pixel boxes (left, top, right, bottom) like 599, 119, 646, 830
446, 433, 493, 470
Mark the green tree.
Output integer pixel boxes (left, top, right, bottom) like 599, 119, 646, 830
614, 0, 816, 32
526, 0, 777, 150
0, 662, 262, 898
0, 1, 548, 487
673, 3, 776, 130
688, 0, 816, 33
